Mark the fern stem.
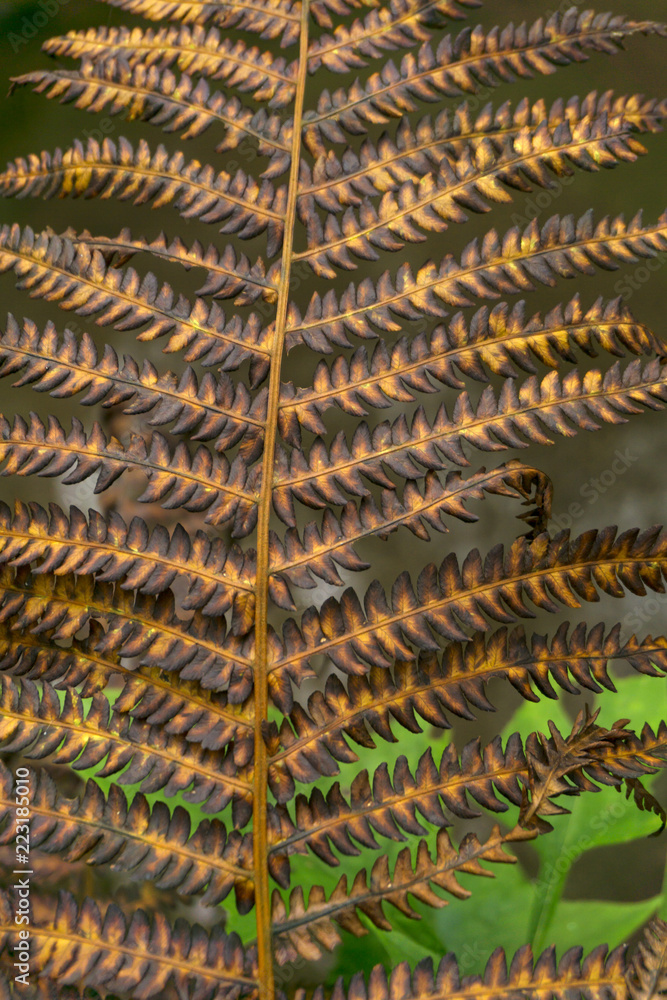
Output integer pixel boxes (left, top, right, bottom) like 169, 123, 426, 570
253, 4, 310, 997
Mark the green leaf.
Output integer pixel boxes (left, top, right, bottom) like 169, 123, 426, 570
549, 897, 662, 953
502, 673, 667, 952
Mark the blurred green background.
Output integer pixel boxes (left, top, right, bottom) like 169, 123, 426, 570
0, 0, 666, 990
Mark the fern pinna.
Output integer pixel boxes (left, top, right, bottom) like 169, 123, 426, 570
0, 1, 666, 998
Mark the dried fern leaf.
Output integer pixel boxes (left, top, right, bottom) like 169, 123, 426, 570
307, 0, 481, 73
94, 0, 304, 47
280, 296, 665, 439
0, 568, 252, 736
0, 412, 261, 527
0, 674, 252, 816
0, 316, 267, 458
0, 761, 255, 909
0, 625, 256, 781
302, 94, 667, 205
0, 500, 256, 624
303, 12, 667, 148
72, 229, 280, 304
272, 624, 667, 784
275, 360, 667, 519
297, 116, 652, 278
269, 735, 531, 858
269, 527, 667, 708
1, 0, 666, 994
11, 60, 291, 175
0, 613, 253, 744
0, 565, 256, 710
269, 718, 667, 871
530, 710, 667, 834
518, 707, 642, 831
269, 464, 552, 594
0, 888, 256, 998
0, 139, 286, 251
0, 225, 272, 377
287, 210, 667, 349
272, 824, 534, 963
43, 25, 298, 109
620, 778, 666, 835
627, 918, 667, 1000
0, 567, 253, 708
300, 941, 630, 1000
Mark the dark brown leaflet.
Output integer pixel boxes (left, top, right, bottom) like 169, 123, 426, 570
301, 93, 667, 206
275, 360, 667, 527
0, 675, 250, 811
0, 760, 255, 908
296, 943, 631, 1000
0, 224, 273, 378
267, 719, 667, 867
297, 116, 654, 278
0, 1, 666, 999
627, 919, 667, 1000
42, 25, 299, 108
272, 823, 536, 963
0, 888, 256, 1000
266, 527, 667, 710
279, 296, 666, 442
268, 624, 667, 792
0, 139, 287, 250
303, 12, 667, 151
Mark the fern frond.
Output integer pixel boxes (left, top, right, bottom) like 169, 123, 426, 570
269, 527, 667, 707
0, 138, 286, 251
0, 316, 268, 457
0, 612, 256, 777
272, 824, 534, 963
0, 226, 272, 377
72, 229, 280, 304
42, 25, 298, 108
518, 706, 659, 832
302, 94, 667, 204
270, 735, 528, 857
0, 627, 255, 780
268, 719, 667, 863
0, 412, 262, 525
280, 296, 665, 439
0, 500, 257, 625
2, 1, 667, 994
0, 761, 255, 909
269, 464, 551, 590
301, 941, 629, 1000
621, 777, 666, 834
297, 116, 652, 277
271, 624, 667, 785
627, 918, 667, 1000
276, 360, 667, 521
11, 60, 291, 177
94, 0, 304, 46
303, 13, 667, 148
287, 210, 667, 349
307, 0, 481, 73
0, 565, 256, 710
0, 888, 256, 998
0, 674, 253, 816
